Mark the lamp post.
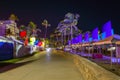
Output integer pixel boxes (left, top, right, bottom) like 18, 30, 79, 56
110, 42, 115, 70
110, 44, 113, 69
42, 19, 50, 48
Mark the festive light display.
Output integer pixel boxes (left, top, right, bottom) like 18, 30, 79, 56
30, 37, 36, 45
89, 37, 92, 42
41, 41, 45, 47
35, 40, 39, 45
38, 41, 42, 46
78, 34, 82, 43
20, 30, 27, 38
92, 27, 99, 41
24, 38, 28, 46
68, 20, 115, 46
85, 32, 89, 42
102, 21, 114, 39
101, 32, 106, 40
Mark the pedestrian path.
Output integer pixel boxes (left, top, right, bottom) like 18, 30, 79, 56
0, 49, 84, 80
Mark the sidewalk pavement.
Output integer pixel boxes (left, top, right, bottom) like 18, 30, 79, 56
0, 50, 84, 80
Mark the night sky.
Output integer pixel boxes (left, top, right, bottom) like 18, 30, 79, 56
0, 0, 120, 37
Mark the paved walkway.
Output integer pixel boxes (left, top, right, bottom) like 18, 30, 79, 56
0, 49, 84, 80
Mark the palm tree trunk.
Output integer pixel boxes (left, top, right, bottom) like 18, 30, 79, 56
68, 34, 69, 44
62, 32, 63, 46
64, 29, 66, 46
45, 27, 47, 39
71, 25, 73, 45
44, 27, 47, 48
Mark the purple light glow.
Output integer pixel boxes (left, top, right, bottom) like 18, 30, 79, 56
101, 32, 106, 40
102, 21, 113, 38
68, 40, 71, 45
103, 56, 120, 63
76, 36, 79, 43
85, 32, 89, 42
89, 37, 92, 42
72, 38, 75, 44
92, 27, 99, 41
74, 37, 78, 43
78, 34, 82, 43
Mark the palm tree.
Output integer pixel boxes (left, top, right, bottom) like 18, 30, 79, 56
19, 25, 26, 31
57, 13, 80, 46
64, 13, 80, 44
28, 21, 37, 37
34, 28, 41, 37
42, 19, 50, 47
57, 23, 66, 46
28, 21, 37, 29
9, 14, 19, 21
42, 19, 50, 39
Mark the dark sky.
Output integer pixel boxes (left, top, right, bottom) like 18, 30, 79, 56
0, 0, 120, 37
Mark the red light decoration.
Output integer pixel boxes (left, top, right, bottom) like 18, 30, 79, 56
24, 38, 28, 46
20, 31, 27, 38
38, 41, 42, 46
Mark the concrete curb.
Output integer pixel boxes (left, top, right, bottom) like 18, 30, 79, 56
73, 55, 120, 80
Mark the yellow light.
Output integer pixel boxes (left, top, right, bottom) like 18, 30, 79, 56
30, 37, 36, 45
30, 37, 36, 42
41, 41, 45, 47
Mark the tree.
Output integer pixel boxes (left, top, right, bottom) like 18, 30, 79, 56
28, 21, 37, 29
9, 14, 19, 21
42, 19, 50, 48
19, 25, 26, 31
57, 13, 80, 46
28, 21, 37, 37
42, 19, 50, 39
64, 13, 80, 45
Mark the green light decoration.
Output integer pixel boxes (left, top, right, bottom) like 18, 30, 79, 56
30, 37, 36, 45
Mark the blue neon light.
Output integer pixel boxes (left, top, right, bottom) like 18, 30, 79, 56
92, 27, 99, 41
78, 34, 82, 43
102, 21, 114, 38
85, 32, 89, 42
0, 42, 4, 47
89, 37, 92, 42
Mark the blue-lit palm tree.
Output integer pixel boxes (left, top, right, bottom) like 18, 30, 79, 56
64, 13, 80, 42
57, 21, 68, 46
57, 13, 80, 46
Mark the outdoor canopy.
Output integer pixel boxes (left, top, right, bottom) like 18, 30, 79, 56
92, 34, 120, 46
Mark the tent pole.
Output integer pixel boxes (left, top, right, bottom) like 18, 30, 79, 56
110, 45, 113, 69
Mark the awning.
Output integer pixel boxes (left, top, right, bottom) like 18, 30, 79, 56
116, 41, 120, 45
93, 34, 120, 45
